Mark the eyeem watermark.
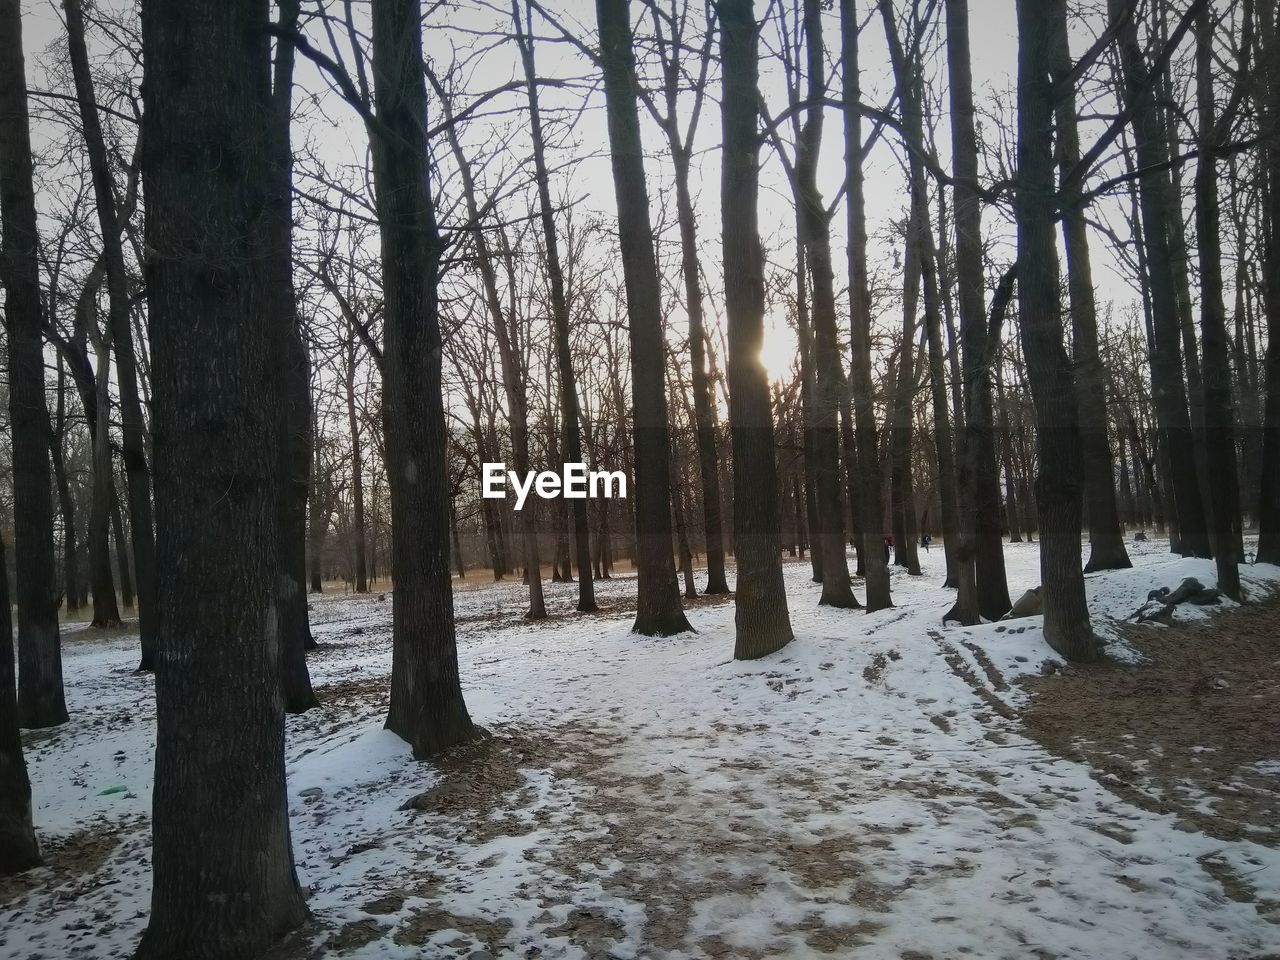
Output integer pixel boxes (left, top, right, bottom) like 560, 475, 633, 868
482, 462, 627, 511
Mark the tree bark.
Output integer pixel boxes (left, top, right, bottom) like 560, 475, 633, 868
52, 359, 82, 611
1256, 1, 1280, 563
1014, 0, 1102, 662
0, 0, 69, 729
0, 527, 39, 874
596, 0, 691, 635
794, 0, 858, 608
943, 0, 1011, 619
1109, 0, 1212, 559
722, 0, 794, 659
135, 0, 309, 953
345, 340, 369, 593
841, 0, 892, 612
1048, 0, 1132, 574
513, 1, 597, 610
110, 488, 134, 609
64, 0, 160, 667
370, 0, 481, 755
1188, 0, 1245, 592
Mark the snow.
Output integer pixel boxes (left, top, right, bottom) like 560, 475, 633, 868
3, 537, 1280, 960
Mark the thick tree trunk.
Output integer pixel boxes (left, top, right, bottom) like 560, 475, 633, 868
1014, 0, 1101, 662
371, 0, 481, 756
64, 0, 160, 667
722, 0, 794, 659
841, 0, 892, 612
135, 0, 309, 953
1256, 3, 1280, 563
0, 0, 69, 730
0, 528, 39, 874
596, 0, 691, 635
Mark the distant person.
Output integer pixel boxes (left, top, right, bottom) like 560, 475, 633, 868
883, 535, 894, 564
921, 533, 932, 552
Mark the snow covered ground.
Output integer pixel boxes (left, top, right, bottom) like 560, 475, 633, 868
4, 538, 1280, 960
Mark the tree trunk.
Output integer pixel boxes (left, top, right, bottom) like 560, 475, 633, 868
371, 0, 480, 756
596, 0, 691, 635
0, 0, 69, 730
52, 359, 82, 612
309, 404, 326, 593
841, 0, 891, 612
671, 158, 729, 596
135, 0, 308, 952
88, 335, 122, 627
1014, 0, 1101, 662
943, 0, 1011, 619
722, 0, 794, 659
64, 0, 160, 667
890, 229, 922, 576
1256, 2, 1280, 563
0, 528, 39, 874
265, 0, 318, 710
794, 0, 858, 609
110, 488, 134, 609
1048, 0, 1132, 574
1186, 0, 1243, 594
345, 342, 369, 592
1109, 0, 1212, 559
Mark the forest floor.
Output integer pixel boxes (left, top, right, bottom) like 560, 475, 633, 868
4, 539, 1280, 960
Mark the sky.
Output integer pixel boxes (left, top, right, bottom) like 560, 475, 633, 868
16, 0, 1151, 389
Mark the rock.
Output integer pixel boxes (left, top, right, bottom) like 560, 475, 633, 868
299, 786, 324, 799
1038, 660, 1061, 677
1147, 586, 1170, 603
1001, 587, 1042, 621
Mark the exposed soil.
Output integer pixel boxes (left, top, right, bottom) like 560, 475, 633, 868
1023, 590, 1280, 852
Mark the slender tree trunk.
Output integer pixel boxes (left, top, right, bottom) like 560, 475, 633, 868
596, 0, 691, 635
1014, 0, 1101, 662
1110, 0, 1212, 559
110, 488, 134, 609
135, 0, 308, 952
794, 0, 858, 608
795, 239, 824, 585
890, 229, 922, 576
265, 0, 318, 710
52, 359, 82, 612
671, 155, 729, 595
0, 0, 68, 729
371, 0, 480, 756
309, 404, 326, 594
345, 342, 369, 592
841, 0, 891, 611
89, 337, 122, 627
1048, 0, 1131, 574
1189, 2, 1242, 596
64, 0, 160, 667
722, 0, 794, 658
995, 362, 1024, 542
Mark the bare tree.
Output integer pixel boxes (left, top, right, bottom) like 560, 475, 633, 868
596, 0, 692, 635
135, 0, 308, 952
722, 0, 794, 658
0, 0, 68, 729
